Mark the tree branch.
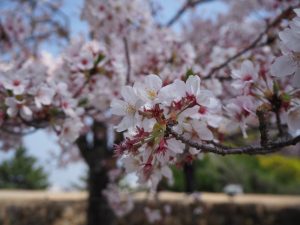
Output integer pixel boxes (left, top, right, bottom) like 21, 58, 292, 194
166, 0, 212, 27
256, 106, 270, 147
204, 6, 295, 79
167, 125, 300, 156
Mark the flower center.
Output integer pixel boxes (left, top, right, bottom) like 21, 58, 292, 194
13, 80, 21, 86
126, 104, 136, 114
243, 74, 252, 82
147, 89, 157, 100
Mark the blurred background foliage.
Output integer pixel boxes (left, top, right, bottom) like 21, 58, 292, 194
0, 147, 49, 189
165, 154, 300, 195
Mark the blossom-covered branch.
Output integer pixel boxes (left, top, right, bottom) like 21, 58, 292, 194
167, 126, 300, 156
205, 6, 296, 78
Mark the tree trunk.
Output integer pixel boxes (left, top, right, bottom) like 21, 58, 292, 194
76, 121, 115, 225
87, 164, 114, 225
184, 162, 195, 193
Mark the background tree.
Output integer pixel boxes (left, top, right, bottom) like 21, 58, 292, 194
0, 147, 48, 189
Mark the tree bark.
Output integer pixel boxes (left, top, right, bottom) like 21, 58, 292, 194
184, 162, 195, 193
87, 163, 114, 225
76, 121, 115, 225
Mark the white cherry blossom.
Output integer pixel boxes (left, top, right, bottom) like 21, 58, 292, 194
111, 86, 143, 131
287, 106, 300, 136
231, 60, 258, 92
271, 8, 300, 87
5, 97, 32, 121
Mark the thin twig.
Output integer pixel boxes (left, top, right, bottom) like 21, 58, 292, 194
166, 0, 212, 27
123, 37, 131, 84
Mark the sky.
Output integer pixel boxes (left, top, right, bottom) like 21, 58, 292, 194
0, 0, 226, 190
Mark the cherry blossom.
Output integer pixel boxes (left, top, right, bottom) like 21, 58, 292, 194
231, 60, 258, 93
224, 96, 256, 138
60, 118, 84, 143
111, 86, 143, 132
271, 9, 300, 87
287, 105, 300, 136
1, 1, 300, 218
5, 97, 32, 121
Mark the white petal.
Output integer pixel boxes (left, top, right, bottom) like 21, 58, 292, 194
7, 107, 18, 117
287, 106, 300, 136
161, 166, 173, 185
271, 55, 296, 77
20, 106, 32, 121
167, 138, 184, 154
196, 90, 212, 106
193, 121, 213, 140
279, 28, 300, 52
186, 75, 200, 96
146, 74, 162, 91
189, 147, 200, 155
121, 86, 139, 105
292, 68, 300, 88
110, 99, 127, 116
116, 116, 134, 132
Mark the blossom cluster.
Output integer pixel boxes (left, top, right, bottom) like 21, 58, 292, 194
111, 74, 222, 190
271, 8, 300, 136
1, 0, 300, 192
112, 8, 300, 189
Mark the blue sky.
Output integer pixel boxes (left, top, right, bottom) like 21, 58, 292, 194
1, 0, 226, 190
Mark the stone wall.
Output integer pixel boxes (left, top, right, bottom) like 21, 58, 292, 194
0, 191, 299, 225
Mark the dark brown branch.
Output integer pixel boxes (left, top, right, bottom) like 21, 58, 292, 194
123, 37, 131, 84
167, 126, 300, 156
205, 28, 269, 78
256, 106, 270, 147
275, 110, 284, 136
166, 0, 212, 27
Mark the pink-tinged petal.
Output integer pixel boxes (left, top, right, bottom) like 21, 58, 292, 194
292, 68, 300, 88
20, 106, 32, 121
189, 147, 200, 155
166, 138, 184, 154
121, 86, 139, 105
231, 69, 241, 79
5, 97, 16, 107
196, 90, 212, 106
111, 99, 127, 116
158, 79, 185, 104
279, 29, 300, 52
7, 107, 18, 117
186, 75, 200, 96
146, 74, 162, 91
242, 60, 255, 76
287, 106, 300, 136
121, 157, 139, 173
116, 116, 134, 132
271, 55, 296, 77
161, 166, 173, 185
231, 80, 244, 90
193, 121, 213, 141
